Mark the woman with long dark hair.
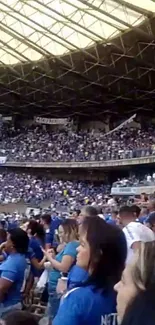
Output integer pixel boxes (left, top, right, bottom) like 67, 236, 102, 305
53, 217, 127, 325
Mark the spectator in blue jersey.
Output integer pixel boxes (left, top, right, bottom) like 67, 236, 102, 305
138, 206, 149, 224
7, 218, 18, 231
0, 228, 29, 317
51, 211, 62, 233
42, 219, 79, 320
53, 217, 127, 325
23, 221, 45, 297
27, 220, 45, 276
40, 214, 53, 249
148, 199, 155, 214
145, 212, 155, 237
106, 210, 118, 226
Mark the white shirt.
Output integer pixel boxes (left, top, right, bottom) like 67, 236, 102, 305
98, 214, 105, 220
107, 198, 115, 206
123, 222, 154, 263
147, 175, 151, 182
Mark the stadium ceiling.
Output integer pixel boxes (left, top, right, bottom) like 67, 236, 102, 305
0, 0, 155, 118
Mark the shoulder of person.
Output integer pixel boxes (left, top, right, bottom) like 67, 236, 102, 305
68, 265, 89, 288
0, 254, 17, 271
63, 286, 115, 314
124, 221, 139, 232
63, 286, 96, 307
64, 241, 79, 251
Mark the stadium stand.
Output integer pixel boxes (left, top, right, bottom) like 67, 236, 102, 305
0, 126, 155, 162
0, 1, 155, 325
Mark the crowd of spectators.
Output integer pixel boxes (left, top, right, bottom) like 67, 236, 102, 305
113, 173, 155, 188
0, 125, 155, 162
0, 202, 155, 325
0, 171, 110, 208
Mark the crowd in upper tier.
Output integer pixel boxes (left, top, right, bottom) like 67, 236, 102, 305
0, 125, 155, 162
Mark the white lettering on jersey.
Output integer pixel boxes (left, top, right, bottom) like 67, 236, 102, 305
101, 313, 117, 325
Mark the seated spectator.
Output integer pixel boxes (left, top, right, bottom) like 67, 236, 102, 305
0, 228, 29, 317
114, 241, 155, 325
53, 216, 127, 325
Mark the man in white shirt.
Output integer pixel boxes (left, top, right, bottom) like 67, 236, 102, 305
147, 174, 151, 182
119, 205, 154, 263
107, 196, 116, 207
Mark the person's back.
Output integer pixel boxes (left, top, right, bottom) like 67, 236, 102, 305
29, 236, 43, 277
123, 221, 154, 263
53, 285, 116, 325
0, 253, 27, 307
119, 206, 154, 263
29, 237, 43, 261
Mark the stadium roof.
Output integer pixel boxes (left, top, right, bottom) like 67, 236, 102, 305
0, 0, 155, 118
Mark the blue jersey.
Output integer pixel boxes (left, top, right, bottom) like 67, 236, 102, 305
53, 285, 116, 325
138, 216, 148, 224
51, 217, 62, 232
29, 237, 43, 277
48, 241, 79, 290
68, 265, 88, 290
0, 253, 27, 308
106, 219, 117, 226
45, 229, 54, 247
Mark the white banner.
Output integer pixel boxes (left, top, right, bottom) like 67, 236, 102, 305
35, 117, 68, 125
111, 185, 155, 196
0, 156, 7, 164
3, 116, 12, 121
105, 114, 136, 137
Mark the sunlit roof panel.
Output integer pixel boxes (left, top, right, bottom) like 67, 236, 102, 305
0, 0, 153, 65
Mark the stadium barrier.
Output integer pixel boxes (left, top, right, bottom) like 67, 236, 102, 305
4, 155, 155, 168
111, 186, 155, 196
